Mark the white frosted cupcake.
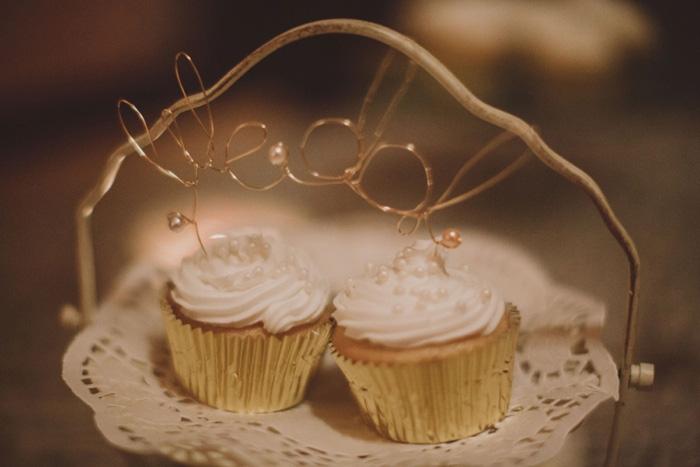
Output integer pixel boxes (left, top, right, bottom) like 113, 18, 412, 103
331, 240, 519, 443
161, 228, 333, 413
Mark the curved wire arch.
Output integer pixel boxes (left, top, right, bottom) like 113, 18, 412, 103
74, 19, 641, 466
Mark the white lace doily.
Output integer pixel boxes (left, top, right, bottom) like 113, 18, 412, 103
63, 224, 618, 466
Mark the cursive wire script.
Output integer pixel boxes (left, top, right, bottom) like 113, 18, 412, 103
117, 51, 531, 252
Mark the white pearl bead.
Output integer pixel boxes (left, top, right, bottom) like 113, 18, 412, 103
268, 142, 289, 166
167, 211, 190, 232
480, 288, 492, 303
440, 228, 462, 249
427, 261, 441, 275
216, 245, 228, 258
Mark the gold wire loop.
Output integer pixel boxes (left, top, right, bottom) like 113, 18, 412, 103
224, 122, 289, 190
355, 142, 434, 216
117, 99, 193, 186
300, 118, 362, 181
396, 215, 422, 236
225, 122, 269, 165
357, 50, 417, 155
173, 52, 216, 169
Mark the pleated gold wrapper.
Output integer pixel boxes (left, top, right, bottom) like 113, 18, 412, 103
160, 295, 333, 413
331, 308, 520, 443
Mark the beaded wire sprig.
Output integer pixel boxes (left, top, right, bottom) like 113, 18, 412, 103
117, 51, 531, 256
70, 20, 644, 466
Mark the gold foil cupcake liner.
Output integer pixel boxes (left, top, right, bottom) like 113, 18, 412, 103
161, 299, 333, 413
331, 309, 520, 443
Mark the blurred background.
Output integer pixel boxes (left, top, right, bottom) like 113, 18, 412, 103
1, 1, 698, 465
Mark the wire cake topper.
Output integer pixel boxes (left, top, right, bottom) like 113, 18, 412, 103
69, 19, 649, 466
117, 51, 531, 255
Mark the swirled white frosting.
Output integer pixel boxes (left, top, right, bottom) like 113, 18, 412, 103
333, 240, 505, 348
170, 229, 329, 333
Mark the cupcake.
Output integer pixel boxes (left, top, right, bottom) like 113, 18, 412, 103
331, 240, 519, 443
161, 228, 333, 413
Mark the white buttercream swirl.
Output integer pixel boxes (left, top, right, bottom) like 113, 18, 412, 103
170, 229, 329, 333
333, 240, 505, 348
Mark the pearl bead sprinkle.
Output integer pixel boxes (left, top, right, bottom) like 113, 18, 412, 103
439, 228, 462, 249
480, 288, 492, 303
427, 260, 441, 275
245, 242, 257, 256
268, 142, 289, 166
216, 245, 228, 258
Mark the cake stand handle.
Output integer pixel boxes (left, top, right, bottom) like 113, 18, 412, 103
71, 19, 648, 466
